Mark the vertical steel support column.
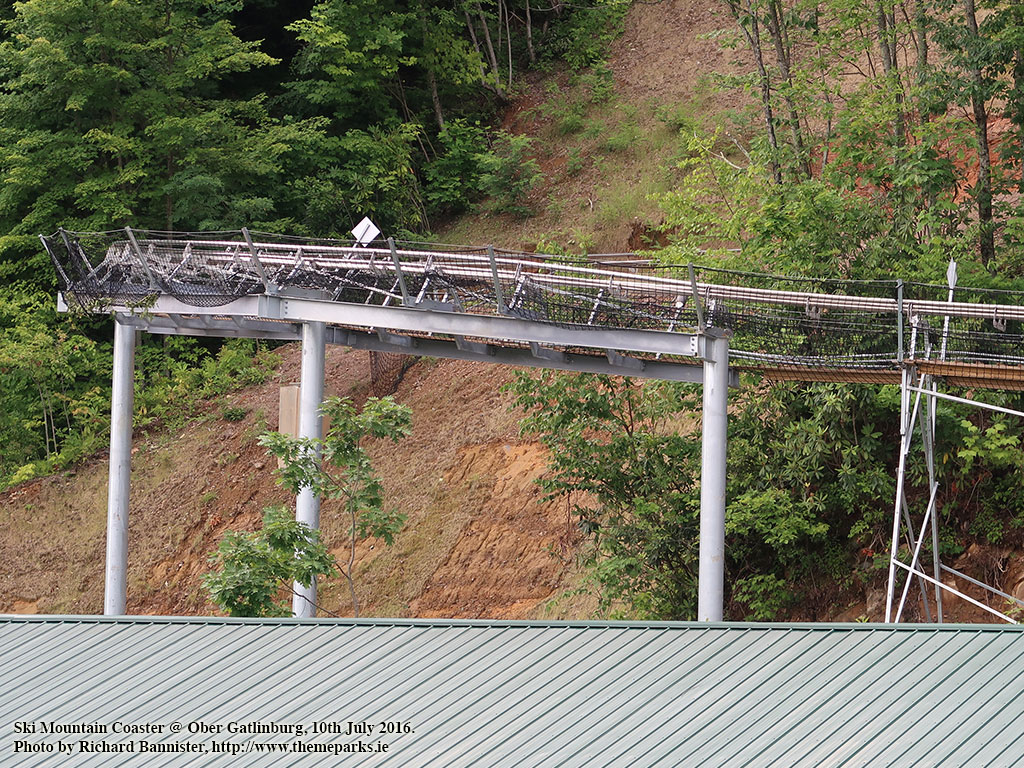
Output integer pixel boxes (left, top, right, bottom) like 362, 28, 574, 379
293, 321, 326, 618
104, 317, 136, 615
698, 331, 729, 622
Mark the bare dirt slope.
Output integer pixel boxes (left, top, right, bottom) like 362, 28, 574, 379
0, 347, 593, 619
437, 0, 753, 253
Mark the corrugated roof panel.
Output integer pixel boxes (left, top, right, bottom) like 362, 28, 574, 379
475, 628, 693, 767
869, 632, 1024, 767
2, 617, 1024, 767
810, 630, 997, 766
694, 626, 880, 764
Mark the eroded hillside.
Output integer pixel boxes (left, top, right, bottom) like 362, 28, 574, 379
0, 346, 595, 619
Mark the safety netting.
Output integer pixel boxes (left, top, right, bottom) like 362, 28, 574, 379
41, 229, 1024, 389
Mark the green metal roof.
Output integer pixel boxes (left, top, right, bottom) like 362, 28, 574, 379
1, 616, 1022, 766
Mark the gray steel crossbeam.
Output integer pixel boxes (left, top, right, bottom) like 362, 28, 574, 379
73, 294, 717, 380
262, 295, 700, 357
118, 313, 301, 341
325, 328, 729, 385
84, 294, 700, 357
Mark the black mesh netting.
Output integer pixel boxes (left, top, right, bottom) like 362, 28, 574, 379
42, 229, 1024, 389
369, 351, 417, 397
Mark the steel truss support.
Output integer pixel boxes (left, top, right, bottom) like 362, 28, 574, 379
104, 318, 136, 615
82, 301, 732, 620
293, 321, 326, 618
698, 330, 730, 621
886, 369, 1024, 625
886, 262, 1024, 624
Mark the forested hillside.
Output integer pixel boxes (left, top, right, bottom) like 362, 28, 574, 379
3, 0, 1024, 621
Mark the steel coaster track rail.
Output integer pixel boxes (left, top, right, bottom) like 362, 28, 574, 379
42, 230, 1024, 379
67, 233, 1024, 323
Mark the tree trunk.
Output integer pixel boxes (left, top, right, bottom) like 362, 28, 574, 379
525, 0, 536, 64
428, 69, 445, 129
504, 0, 513, 89
876, 1, 906, 145
963, 0, 995, 266
165, 153, 174, 231
419, 4, 445, 129
765, 0, 809, 176
728, 0, 782, 183
1010, 0, 1024, 193
476, 2, 505, 98
915, 0, 929, 87
465, 8, 490, 84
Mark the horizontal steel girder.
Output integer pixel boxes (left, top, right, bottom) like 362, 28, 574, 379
104, 308, 734, 386
67, 292, 702, 358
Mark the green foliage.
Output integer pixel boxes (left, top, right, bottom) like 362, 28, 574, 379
506, 371, 703, 619
0, 0, 313, 246
0, 293, 107, 485
0, 0, 637, 492
424, 119, 489, 214
133, 339, 279, 434
203, 506, 336, 617
256, 396, 413, 614
657, 125, 974, 281
221, 405, 248, 422
566, 147, 585, 176
732, 574, 792, 621
297, 124, 425, 236
507, 372, 908, 620
206, 395, 411, 617
580, 63, 616, 104
287, 1, 413, 123
598, 122, 640, 154
557, 105, 587, 136
542, 1, 630, 71
958, 418, 1021, 472
477, 131, 542, 217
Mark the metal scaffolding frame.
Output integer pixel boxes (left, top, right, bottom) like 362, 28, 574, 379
885, 262, 1024, 624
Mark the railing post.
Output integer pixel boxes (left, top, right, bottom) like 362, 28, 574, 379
885, 366, 912, 623
241, 227, 274, 295
896, 279, 904, 363
488, 245, 508, 314
688, 262, 705, 331
124, 227, 158, 290
389, 237, 411, 305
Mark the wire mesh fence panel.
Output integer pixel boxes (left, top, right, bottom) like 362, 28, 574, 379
369, 351, 418, 397
903, 281, 1024, 390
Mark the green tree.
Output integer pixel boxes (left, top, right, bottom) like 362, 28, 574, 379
0, 0, 320, 286
203, 505, 336, 618
507, 371, 912, 620
0, 294, 106, 485
206, 395, 412, 617
506, 371, 704, 619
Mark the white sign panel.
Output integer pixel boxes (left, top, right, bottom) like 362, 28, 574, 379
352, 217, 381, 245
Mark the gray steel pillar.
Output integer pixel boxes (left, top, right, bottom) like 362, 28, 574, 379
293, 321, 326, 617
104, 317, 136, 615
698, 330, 729, 622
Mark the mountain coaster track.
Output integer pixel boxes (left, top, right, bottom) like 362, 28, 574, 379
43, 228, 1024, 390
42, 228, 1024, 624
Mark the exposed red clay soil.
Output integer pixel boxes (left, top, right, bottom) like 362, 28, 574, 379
0, 346, 590, 620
